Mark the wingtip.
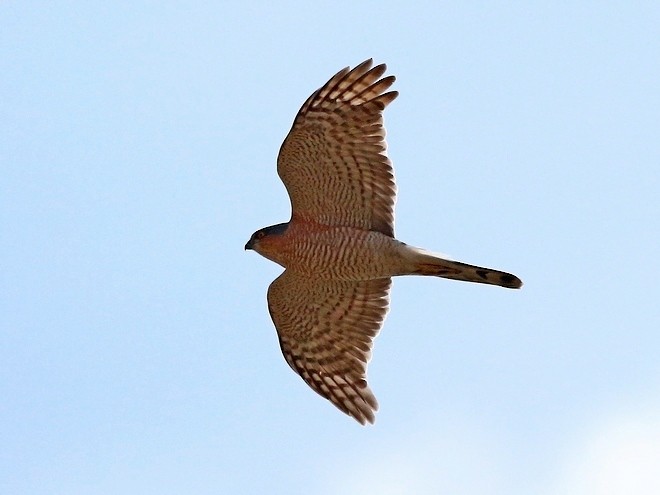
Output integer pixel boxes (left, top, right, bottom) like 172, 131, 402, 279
357, 57, 374, 68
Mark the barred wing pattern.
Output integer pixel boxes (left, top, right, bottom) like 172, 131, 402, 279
277, 59, 399, 237
267, 271, 391, 424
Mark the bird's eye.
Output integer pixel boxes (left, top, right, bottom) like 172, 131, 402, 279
257, 231, 266, 239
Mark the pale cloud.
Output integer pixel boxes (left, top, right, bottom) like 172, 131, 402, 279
550, 406, 660, 495
324, 404, 660, 495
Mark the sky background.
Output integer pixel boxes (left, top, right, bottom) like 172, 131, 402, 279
2, 2, 659, 494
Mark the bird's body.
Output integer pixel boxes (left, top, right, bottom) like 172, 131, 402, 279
255, 221, 407, 280
246, 59, 522, 424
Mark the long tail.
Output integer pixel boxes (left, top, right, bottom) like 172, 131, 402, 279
408, 248, 522, 289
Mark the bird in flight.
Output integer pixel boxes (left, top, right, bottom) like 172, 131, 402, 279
245, 59, 522, 424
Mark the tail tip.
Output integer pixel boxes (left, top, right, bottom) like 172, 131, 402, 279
500, 273, 523, 289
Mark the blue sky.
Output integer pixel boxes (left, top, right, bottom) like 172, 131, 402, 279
2, 2, 659, 494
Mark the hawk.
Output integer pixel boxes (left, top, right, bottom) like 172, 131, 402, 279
245, 59, 522, 424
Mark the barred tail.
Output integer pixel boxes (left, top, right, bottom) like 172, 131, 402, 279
409, 248, 522, 289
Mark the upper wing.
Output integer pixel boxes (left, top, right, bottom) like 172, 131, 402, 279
267, 270, 391, 424
277, 59, 398, 237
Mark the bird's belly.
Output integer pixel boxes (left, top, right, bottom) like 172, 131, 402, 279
282, 225, 405, 281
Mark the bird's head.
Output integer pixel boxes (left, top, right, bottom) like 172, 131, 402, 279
245, 223, 289, 261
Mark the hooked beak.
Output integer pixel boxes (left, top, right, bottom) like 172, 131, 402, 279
245, 239, 254, 251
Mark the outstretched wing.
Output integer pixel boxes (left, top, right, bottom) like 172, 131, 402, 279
267, 270, 391, 424
277, 59, 398, 237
